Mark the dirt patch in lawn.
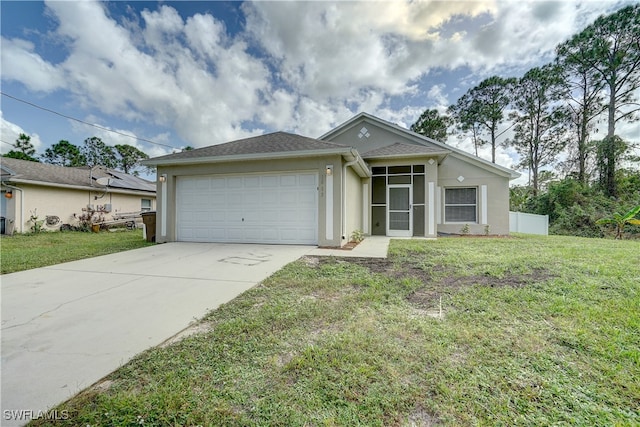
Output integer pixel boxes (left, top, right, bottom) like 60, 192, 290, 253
313, 256, 433, 283
308, 256, 556, 316
438, 268, 556, 289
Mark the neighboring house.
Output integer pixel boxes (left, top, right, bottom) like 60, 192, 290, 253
1, 157, 156, 234
144, 112, 520, 247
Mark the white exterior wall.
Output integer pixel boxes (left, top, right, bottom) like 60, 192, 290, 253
437, 156, 511, 235
1, 184, 155, 233
344, 166, 363, 243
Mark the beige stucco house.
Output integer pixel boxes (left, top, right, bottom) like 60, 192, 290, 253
1, 157, 156, 234
144, 112, 519, 247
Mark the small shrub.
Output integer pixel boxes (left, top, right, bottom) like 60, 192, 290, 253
28, 209, 45, 233
74, 206, 105, 232
350, 229, 365, 243
460, 224, 470, 235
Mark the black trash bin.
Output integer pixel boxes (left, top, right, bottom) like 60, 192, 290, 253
1, 217, 5, 235
140, 211, 156, 242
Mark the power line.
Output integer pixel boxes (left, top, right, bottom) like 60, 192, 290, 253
1, 91, 177, 149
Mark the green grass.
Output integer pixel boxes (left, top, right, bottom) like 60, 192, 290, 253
29, 235, 639, 426
1, 230, 153, 274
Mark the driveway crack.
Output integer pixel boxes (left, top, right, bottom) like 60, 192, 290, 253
41, 267, 256, 284
2, 276, 145, 332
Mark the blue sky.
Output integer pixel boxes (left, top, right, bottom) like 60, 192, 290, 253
1, 0, 637, 182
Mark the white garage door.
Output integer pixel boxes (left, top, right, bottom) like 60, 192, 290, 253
176, 172, 318, 244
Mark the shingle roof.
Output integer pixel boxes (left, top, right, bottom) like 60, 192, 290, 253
148, 131, 350, 163
0, 157, 156, 192
361, 142, 449, 159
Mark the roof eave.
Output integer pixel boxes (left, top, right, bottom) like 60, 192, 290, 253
363, 151, 450, 162
2, 178, 156, 195
144, 147, 355, 167
343, 148, 371, 178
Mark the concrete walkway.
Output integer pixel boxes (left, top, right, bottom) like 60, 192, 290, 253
1, 243, 310, 426
307, 236, 391, 258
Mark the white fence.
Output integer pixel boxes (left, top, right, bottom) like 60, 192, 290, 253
509, 211, 549, 236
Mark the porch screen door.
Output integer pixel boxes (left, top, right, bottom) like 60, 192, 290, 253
387, 184, 412, 237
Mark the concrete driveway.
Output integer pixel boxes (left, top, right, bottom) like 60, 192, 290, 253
1, 242, 311, 425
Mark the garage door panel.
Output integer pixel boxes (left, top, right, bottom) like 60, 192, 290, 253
299, 174, 316, 186
299, 192, 316, 205
259, 210, 280, 222
260, 192, 279, 205
227, 177, 243, 188
279, 192, 297, 204
177, 172, 318, 244
209, 228, 226, 239
258, 228, 278, 240
279, 175, 297, 186
244, 176, 260, 187
259, 175, 278, 188
227, 193, 243, 205
210, 178, 226, 189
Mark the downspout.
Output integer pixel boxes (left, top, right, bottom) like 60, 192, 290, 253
342, 158, 358, 243
2, 184, 24, 233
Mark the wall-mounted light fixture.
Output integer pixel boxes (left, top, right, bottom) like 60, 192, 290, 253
159, 174, 167, 183
325, 165, 333, 176
4, 190, 13, 199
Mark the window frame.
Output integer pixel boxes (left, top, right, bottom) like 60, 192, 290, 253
141, 198, 152, 212
444, 187, 478, 223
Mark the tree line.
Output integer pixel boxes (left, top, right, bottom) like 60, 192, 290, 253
3, 133, 151, 176
411, 5, 639, 237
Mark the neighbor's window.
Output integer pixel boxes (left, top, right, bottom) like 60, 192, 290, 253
445, 188, 477, 222
141, 199, 152, 212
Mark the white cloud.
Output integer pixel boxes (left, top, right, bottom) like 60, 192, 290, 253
1, 0, 634, 179
15, 0, 278, 147
0, 37, 65, 92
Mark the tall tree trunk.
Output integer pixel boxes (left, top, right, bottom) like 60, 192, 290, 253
472, 127, 479, 157
578, 74, 589, 184
606, 81, 617, 197
490, 125, 496, 163
577, 112, 589, 184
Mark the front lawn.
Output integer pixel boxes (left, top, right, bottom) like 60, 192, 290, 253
1, 230, 152, 274
31, 235, 639, 426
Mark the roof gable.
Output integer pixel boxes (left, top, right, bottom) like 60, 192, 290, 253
0, 157, 155, 192
321, 112, 520, 179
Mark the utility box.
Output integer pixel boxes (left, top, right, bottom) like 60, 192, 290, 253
140, 211, 157, 242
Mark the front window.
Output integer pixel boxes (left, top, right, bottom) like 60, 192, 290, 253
445, 188, 477, 222
141, 199, 152, 212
